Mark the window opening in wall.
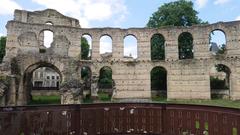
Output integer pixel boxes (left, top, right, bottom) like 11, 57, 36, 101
151, 34, 165, 60
151, 66, 167, 100
45, 22, 53, 25
98, 66, 113, 101
100, 35, 112, 56
209, 30, 226, 55
81, 66, 92, 99
43, 30, 53, 48
81, 34, 92, 60
178, 32, 193, 59
124, 35, 137, 59
210, 64, 230, 99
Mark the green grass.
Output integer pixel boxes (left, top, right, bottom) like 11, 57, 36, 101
29, 95, 61, 105
152, 96, 240, 108
98, 92, 111, 101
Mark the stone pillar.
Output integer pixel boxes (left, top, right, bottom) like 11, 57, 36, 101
112, 35, 123, 60
91, 36, 100, 60
91, 73, 99, 98
7, 75, 16, 106
17, 76, 27, 105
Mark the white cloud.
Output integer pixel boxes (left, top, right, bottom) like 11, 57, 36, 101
195, 0, 208, 9
0, 0, 22, 15
214, 0, 230, 5
32, 0, 128, 27
236, 16, 240, 21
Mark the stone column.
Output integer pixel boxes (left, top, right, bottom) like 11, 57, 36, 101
91, 73, 99, 98
7, 75, 16, 106
17, 76, 27, 105
91, 35, 100, 60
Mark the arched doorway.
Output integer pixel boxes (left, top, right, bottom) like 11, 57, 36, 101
81, 66, 92, 100
98, 66, 113, 101
151, 66, 167, 100
23, 62, 62, 105
210, 64, 231, 99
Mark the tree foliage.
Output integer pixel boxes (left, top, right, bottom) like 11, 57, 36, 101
147, 0, 207, 28
81, 37, 90, 60
0, 36, 6, 63
178, 32, 193, 59
98, 67, 112, 89
151, 34, 165, 60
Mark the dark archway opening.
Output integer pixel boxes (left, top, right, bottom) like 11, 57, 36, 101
151, 66, 167, 100
81, 66, 92, 100
178, 32, 194, 59
210, 64, 231, 99
98, 66, 113, 101
24, 63, 62, 105
151, 34, 165, 60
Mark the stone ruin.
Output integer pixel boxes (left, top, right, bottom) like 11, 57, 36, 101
1, 9, 240, 106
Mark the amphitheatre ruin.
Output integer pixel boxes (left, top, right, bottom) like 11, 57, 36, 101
1, 9, 240, 106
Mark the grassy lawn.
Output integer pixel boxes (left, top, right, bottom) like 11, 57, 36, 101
29, 95, 61, 105
98, 92, 111, 101
152, 96, 240, 108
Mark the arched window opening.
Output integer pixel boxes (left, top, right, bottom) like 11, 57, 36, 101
178, 32, 193, 59
98, 66, 113, 101
209, 30, 226, 55
45, 22, 53, 25
42, 30, 53, 48
31, 67, 61, 105
124, 35, 138, 59
151, 34, 165, 60
210, 64, 230, 99
81, 66, 92, 99
151, 66, 167, 100
81, 34, 92, 60
100, 35, 112, 56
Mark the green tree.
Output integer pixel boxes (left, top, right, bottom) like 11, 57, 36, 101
98, 67, 112, 89
147, 0, 207, 28
147, 0, 207, 60
0, 36, 6, 63
151, 34, 165, 60
81, 37, 90, 60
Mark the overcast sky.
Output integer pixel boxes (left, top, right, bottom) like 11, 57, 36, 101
0, 0, 239, 57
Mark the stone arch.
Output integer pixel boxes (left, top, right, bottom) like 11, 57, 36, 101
151, 33, 165, 60
22, 62, 63, 104
39, 29, 54, 48
150, 66, 167, 99
45, 21, 54, 25
178, 32, 194, 59
99, 34, 112, 55
98, 66, 113, 99
123, 34, 138, 58
209, 29, 227, 55
81, 34, 92, 60
209, 63, 232, 99
80, 65, 92, 98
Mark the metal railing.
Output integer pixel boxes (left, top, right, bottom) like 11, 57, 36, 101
0, 103, 239, 135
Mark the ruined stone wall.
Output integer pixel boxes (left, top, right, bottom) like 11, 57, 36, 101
2, 9, 240, 105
